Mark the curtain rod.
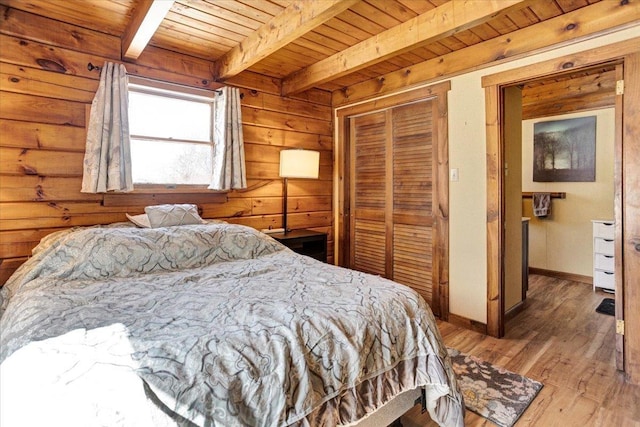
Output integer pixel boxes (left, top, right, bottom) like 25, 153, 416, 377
87, 62, 243, 98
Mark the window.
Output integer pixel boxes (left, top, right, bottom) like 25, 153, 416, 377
128, 78, 215, 186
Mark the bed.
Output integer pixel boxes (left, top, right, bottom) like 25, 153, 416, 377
0, 221, 464, 427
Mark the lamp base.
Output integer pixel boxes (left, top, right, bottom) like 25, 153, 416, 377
283, 177, 289, 234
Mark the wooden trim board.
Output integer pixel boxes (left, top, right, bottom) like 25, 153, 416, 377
528, 268, 592, 285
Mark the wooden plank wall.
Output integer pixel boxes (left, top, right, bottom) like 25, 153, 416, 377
521, 69, 616, 120
0, 6, 334, 284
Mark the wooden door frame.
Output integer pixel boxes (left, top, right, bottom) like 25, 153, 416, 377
335, 81, 451, 320
482, 37, 640, 384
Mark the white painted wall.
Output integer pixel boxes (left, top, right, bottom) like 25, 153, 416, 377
522, 109, 615, 278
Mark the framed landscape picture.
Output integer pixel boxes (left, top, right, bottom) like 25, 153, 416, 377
533, 116, 596, 182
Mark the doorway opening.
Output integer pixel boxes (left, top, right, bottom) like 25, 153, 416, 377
481, 40, 640, 377
500, 64, 620, 372
504, 64, 618, 312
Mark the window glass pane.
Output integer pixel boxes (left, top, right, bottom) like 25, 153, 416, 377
131, 139, 212, 185
129, 91, 211, 141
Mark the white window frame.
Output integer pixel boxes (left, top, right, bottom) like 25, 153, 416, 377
127, 76, 217, 190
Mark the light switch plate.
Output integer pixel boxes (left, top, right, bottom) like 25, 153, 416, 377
450, 168, 459, 182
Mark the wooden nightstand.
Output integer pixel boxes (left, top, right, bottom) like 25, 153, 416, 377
269, 229, 327, 263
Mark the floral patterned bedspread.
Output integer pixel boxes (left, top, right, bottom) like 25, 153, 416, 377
0, 222, 464, 427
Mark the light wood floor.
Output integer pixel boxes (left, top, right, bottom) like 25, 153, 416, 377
402, 274, 640, 426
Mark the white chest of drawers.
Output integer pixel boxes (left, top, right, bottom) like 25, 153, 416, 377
592, 220, 615, 292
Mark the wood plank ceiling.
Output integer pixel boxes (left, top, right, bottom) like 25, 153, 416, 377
2, 0, 607, 95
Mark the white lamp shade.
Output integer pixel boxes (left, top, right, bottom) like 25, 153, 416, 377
279, 149, 320, 179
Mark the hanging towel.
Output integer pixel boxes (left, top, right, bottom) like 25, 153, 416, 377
533, 192, 551, 218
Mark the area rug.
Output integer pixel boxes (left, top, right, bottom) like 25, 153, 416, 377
595, 298, 615, 316
447, 347, 543, 427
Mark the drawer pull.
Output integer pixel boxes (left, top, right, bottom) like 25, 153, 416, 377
603, 239, 613, 242
604, 255, 613, 258
603, 271, 614, 276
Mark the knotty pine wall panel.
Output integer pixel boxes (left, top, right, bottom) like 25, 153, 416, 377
0, 6, 334, 282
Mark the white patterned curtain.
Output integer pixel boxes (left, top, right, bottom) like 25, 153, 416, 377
209, 87, 247, 190
81, 62, 133, 193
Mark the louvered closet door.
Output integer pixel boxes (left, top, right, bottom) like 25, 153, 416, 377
350, 111, 387, 277
348, 100, 440, 314
391, 101, 436, 309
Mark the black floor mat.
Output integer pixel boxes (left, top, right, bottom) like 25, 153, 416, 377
595, 298, 615, 316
